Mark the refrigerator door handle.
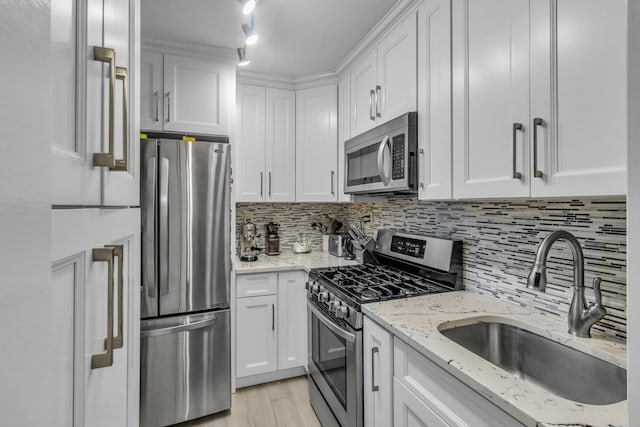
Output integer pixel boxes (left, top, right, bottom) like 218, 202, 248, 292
144, 157, 156, 299
140, 315, 218, 338
159, 157, 170, 297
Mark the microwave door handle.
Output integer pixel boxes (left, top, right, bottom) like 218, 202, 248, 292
377, 135, 391, 186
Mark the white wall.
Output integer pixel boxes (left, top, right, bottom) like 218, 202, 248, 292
628, 0, 639, 421
0, 1, 54, 425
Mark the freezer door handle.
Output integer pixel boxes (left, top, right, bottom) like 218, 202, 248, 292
159, 157, 170, 296
144, 157, 156, 298
141, 315, 218, 338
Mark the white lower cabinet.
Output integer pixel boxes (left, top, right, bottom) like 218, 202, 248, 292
393, 338, 523, 427
52, 208, 140, 427
236, 294, 278, 377
235, 271, 307, 382
363, 316, 393, 427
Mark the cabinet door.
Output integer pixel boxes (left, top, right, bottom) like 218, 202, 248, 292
277, 272, 307, 370
236, 85, 266, 202
164, 54, 232, 135
140, 51, 163, 130
377, 13, 417, 123
236, 295, 278, 377
452, 0, 530, 199
417, 0, 452, 200
337, 75, 352, 202
350, 50, 378, 136
363, 317, 393, 427
266, 88, 296, 202
295, 85, 338, 202
52, 208, 140, 427
102, 0, 139, 206
394, 379, 449, 427
52, 0, 102, 206
529, 0, 627, 197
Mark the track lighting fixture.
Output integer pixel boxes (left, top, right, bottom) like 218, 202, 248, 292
239, 0, 256, 15
237, 46, 250, 66
242, 14, 258, 46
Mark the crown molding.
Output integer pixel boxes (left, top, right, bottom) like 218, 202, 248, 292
334, 0, 421, 75
142, 37, 237, 64
236, 70, 296, 90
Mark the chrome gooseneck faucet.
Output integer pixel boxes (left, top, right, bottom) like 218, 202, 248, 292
527, 230, 606, 338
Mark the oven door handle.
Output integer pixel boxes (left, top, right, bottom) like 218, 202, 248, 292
307, 301, 356, 343
377, 135, 391, 186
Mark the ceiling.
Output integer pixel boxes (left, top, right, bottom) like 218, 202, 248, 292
141, 0, 398, 78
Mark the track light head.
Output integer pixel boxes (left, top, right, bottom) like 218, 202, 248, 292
242, 15, 258, 46
237, 46, 250, 66
239, 0, 256, 15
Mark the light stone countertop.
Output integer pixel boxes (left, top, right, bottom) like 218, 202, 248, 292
362, 291, 627, 427
233, 250, 358, 275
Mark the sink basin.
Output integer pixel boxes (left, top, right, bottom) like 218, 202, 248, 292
440, 321, 626, 405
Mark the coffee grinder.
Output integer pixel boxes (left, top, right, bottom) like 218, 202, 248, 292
264, 222, 280, 256
240, 218, 261, 262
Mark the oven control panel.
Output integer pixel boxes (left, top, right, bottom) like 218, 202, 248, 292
390, 236, 426, 259
391, 134, 405, 180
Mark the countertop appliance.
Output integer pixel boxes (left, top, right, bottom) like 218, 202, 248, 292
140, 134, 231, 427
345, 112, 417, 195
328, 233, 352, 258
306, 229, 462, 427
264, 221, 280, 256
240, 218, 262, 261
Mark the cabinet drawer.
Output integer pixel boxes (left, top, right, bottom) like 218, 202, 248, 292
237, 273, 278, 298
393, 378, 449, 427
394, 338, 523, 427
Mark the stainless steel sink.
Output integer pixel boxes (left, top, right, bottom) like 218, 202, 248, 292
440, 321, 626, 405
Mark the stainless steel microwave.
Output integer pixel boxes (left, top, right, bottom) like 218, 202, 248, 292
344, 112, 417, 195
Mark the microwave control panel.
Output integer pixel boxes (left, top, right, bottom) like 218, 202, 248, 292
392, 134, 405, 180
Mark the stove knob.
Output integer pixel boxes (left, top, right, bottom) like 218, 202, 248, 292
310, 283, 320, 294
328, 300, 339, 313
335, 305, 349, 319
318, 291, 330, 302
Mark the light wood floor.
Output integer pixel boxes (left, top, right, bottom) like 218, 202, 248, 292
177, 376, 322, 427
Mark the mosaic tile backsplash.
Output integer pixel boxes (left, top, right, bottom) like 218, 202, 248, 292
236, 197, 627, 341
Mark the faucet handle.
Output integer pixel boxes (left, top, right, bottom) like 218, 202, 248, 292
592, 277, 603, 306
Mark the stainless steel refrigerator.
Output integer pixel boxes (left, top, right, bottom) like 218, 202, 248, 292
140, 135, 231, 427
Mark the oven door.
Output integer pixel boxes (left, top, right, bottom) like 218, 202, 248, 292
307, 301, 362, 427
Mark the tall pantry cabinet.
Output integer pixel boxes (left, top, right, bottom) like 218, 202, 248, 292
50, 1, 141, 427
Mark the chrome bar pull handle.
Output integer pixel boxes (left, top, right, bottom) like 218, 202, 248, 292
268, 172, 272, 197
159, 158, 170, 297
272, 304, 275, 331
105, 244, 124, 349
154, 90, 160, 122
111, 66, 129, 171
512, 123, 523, 180
91, 246, 115, 369
371, 346, 379, 392
369, 90, 376, 121
260, 172, 264, 197
166, 91, 171, 122
93, 46, 116, 169
533, 118, 544, 178
375, 85, 381, 118
331, 171, 335, 195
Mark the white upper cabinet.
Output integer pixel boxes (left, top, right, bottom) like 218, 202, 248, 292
140, 51, 163, 130
140, 51, 234, 137
236, 84, 267, 202
163, 54, 233, 135
377, 13, 418, 123
417, 0, 452, 200
337, 75, 352, 202
265, 88, 296, 202
52, 0, 139, 207
235, 84, 295, 202
452, 0, 627, 199
452, 0, 530, 199
350, 12, 417, 138
296, 85, 338, 202
529, 0, 627, 197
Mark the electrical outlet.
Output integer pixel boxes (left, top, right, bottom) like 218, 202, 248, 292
369, 210, 374, 225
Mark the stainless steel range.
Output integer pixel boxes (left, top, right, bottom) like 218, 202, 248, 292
306, 229, 463, 427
